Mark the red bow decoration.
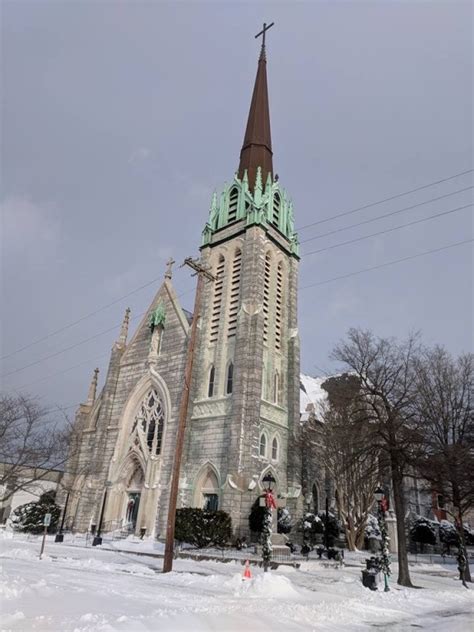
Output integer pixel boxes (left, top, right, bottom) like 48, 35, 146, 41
265, 491, 277, 509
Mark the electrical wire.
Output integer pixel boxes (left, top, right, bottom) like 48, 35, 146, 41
302, 203, 472, 258
300, 186, 473, 245
297, 168, 473, 231
300, 239, 473, 289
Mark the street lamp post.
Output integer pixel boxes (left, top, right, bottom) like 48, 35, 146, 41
325, 480, 330, 553
374, 486, 390, 592
92, 481, 112, 547
261, 472, 276, 573
55, 491, 70, 543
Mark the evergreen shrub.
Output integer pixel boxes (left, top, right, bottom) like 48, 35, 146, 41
12, 489, 60, 534
174, 508, 232, 548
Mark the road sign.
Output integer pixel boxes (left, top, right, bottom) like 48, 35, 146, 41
43, 513, 52, 526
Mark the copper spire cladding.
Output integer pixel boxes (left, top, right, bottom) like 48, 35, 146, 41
237, 25, 274, 191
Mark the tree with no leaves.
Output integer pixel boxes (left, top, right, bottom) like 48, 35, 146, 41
0, 393, 72, 503
413, 347, 473, 585
321, 374, 380, 551
332, 328, 421, 587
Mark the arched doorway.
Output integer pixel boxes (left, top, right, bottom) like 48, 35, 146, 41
124, 461, 144, 531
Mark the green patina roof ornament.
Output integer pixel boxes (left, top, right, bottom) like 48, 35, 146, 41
149, 302, 166, 330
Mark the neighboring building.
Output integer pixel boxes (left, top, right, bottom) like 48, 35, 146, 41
0, 464, 63, 526
62, 37, 305, 538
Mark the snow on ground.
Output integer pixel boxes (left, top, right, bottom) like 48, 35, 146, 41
1, 534, 473, 632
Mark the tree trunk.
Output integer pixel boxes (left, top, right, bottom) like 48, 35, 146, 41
455, 505, 472, 584
391, 453, 414, 587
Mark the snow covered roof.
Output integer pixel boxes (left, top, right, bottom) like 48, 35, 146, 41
299, 374, 329, 420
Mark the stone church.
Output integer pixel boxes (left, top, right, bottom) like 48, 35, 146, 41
63, 37, 309, 539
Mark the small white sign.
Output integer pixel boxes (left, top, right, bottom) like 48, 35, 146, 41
43, 513, 52, 526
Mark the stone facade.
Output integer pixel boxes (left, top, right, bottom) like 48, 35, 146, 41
61, 42, 307, 539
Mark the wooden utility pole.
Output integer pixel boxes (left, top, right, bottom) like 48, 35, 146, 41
163, 257, 214, 573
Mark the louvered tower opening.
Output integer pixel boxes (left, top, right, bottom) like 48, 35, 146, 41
272, 194, 281, 229
263, 252, 271, 344
227, 188, 239, 223
275, 262, 283, 350
227, 249, 242, 338
210, 255, 225, 344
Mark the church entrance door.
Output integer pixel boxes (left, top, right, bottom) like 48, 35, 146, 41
125, 492, 141, 531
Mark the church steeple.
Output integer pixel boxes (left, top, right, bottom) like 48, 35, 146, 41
237, 24, 274, 191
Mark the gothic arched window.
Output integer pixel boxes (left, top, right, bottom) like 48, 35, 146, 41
259, 433, 267, 457
132, 388, 165, 456
227, 187, 239, 223
263, 252, 271, 344
227, 248, 242, 339
272, 437, 279, 461
275, 262, 283, 351
208, 365, 215, 398
273, 371, 279, 404
272, 193, 281, 228
210, 255, 225, 344
226, 362, 234, 395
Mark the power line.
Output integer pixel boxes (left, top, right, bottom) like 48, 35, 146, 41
16, 351, 111, 392
302, 203, 472, 258
297, 168, 473, 231
2, 286, 196, 383
0, 274, 169, 361
300, 186, 473, 245
1, 322, 123, 379
300, 239, 473, 290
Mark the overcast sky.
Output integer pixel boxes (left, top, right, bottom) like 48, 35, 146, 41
1, 1, 473, 415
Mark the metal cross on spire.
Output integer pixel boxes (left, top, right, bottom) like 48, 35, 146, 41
255, 21, 274, 58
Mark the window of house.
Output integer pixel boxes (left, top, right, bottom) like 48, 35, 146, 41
259, 433, 267, 457
208, 365, 215, 398
226, 362, 234, 394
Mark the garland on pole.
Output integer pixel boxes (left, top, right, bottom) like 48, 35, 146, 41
378, 502, 391, 585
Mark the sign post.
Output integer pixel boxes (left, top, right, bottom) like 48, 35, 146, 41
39, 513, 51, 559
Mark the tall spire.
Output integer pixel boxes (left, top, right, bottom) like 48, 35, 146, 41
237, 23, 274, 191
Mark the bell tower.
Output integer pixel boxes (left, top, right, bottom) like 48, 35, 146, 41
183, 27, 301, 533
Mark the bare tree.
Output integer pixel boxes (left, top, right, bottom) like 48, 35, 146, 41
321, 374, 380, 551
332, 329, 421, 587
414, 347, 473, 585
0, 393, 72, 502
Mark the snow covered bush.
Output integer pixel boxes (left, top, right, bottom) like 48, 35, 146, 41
11, 489, 60, 534
410, 517, 437, 552
439, 520, 458, 548
277, 508, 292, 534
174, 508, 232, 548
364, 514, 381, 540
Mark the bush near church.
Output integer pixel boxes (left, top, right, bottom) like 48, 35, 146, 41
300, 512, 340, 548
174, 508, 232, 548
410, 517, 437, 552
11, 489, 60, 534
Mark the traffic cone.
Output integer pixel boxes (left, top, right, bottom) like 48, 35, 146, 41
243, 559, 252, 580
